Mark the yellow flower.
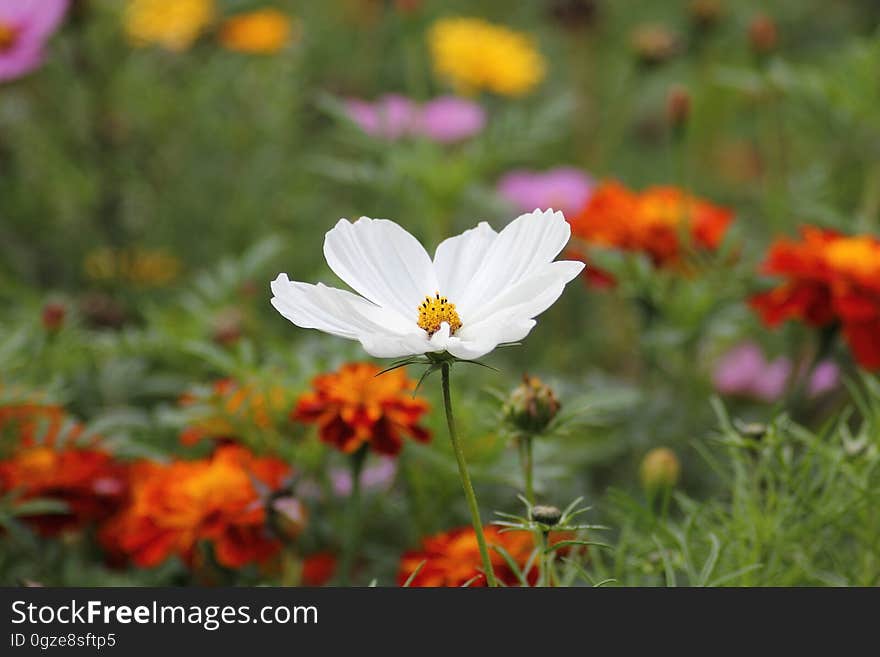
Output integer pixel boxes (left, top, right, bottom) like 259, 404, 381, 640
218, 9, 297, 54
84, 247, 181, 287
124, 0, 215, 52
428, 17, 545, 97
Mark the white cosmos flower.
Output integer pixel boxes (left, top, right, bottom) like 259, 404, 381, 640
270, 209, 585, 361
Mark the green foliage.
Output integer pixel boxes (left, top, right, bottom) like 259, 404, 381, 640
1, 0, 877, 586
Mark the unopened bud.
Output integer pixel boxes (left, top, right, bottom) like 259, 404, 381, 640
503, 375, 561, 435
640, 447, 680, 492
748, 14, 778, 56
630, 24, 679, 67
41, 302, 66, 332
531, 505, 562, 526
212, 307, 244, 346
734, 420, 767, 440
666, 85, 691, 131
548, 0, 599, 31
689, 0, 723, 31
269, 495, 308, 541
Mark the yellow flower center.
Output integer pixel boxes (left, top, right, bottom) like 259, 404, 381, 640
825, 236, 880, 279
417, 293, 462, 337
0, 22, 18, 51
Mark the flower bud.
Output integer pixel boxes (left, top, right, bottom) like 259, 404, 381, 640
531, 505, 562, 526
666, 85, 691, 131
548, 0, 599, 31
640, 447, 680, 492
503, 374, 561, 435
41, 302, 66, 332
689, 0, 723, 32
748, 13, 778, 56
269, 495, 308, 541
212, 307, 244, 346
630, 24, 679, 67
734, 420, 767, 440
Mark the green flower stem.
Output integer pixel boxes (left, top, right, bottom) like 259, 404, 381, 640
339, 446, 367, 586
518, 435, 535, 505
537, 531, 547, 587
440, 362, 498, 588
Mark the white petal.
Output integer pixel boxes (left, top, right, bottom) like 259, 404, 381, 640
358, 333, 435, 359
429, 321, 451, 351
456, 209, 572, 315
444, 338, 497, 361
445, 319, 537, 360
433, 221, 498, 302
459, 260, 584, 329
270, 273, 413, 340
323, 217, 438, 319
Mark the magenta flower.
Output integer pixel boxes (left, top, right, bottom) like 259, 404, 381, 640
0, 0, 68, 83
345, 94, 418, 140
345, 94, 485, 143
418, 96, 486, 143
331, 457, 397, 497
806, 360, 840, 398
496, 167, 595, 216
713, 341, 840, 402
713, 342, 791, 402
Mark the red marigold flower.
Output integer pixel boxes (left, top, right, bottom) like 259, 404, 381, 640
0, 404, 127, 536
301, 552, 337, 586
178, 378, 289, 446
751, 228, 880, 370
100, 445, 290, 569
569, 181, 734, 268
293, 362, 430, 456
398, 525, 572, 587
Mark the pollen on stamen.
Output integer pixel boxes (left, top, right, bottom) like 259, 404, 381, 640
416, 292, 462, 337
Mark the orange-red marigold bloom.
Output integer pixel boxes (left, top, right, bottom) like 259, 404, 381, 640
398, 525, 571, 587
751, 228, 880, 370
100, 445, 290, 569
0, 404, 127, 536
301, 552, 337, 586
293, 363, 430, 456
569, 181, 734, 268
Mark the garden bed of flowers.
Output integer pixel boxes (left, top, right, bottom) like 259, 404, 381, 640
1, 0, 879, 587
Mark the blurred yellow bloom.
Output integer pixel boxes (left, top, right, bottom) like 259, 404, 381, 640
124, 0, 215, 52
218, 9, 297, 54
84, 247, 181, 287
428, 17, 545, 97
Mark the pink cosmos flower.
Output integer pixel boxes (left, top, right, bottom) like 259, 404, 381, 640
345, 94, 418, 140
330, 457, 397, 497
345, 94, 485, 143
713, 341, 840, 402
418, 96, 486, 143
807, 360, 840, 398
496, 168, 595, 216
0, 0, 68, 83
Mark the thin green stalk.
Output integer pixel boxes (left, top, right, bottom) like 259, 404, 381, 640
519, 435, 535, 505
537, 530, 548, 587
339, 446, 366, 586
440, 363, 497, 587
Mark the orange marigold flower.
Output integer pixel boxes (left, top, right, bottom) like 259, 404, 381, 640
179, 378, 289, 446
0, 404, 127, 536
293, 363, 430, 456
218, 9, 297, 55
569, 181, 734, 268
100, 445, 290, 569
398, 525, 572, 587
751, 228, 880, 370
